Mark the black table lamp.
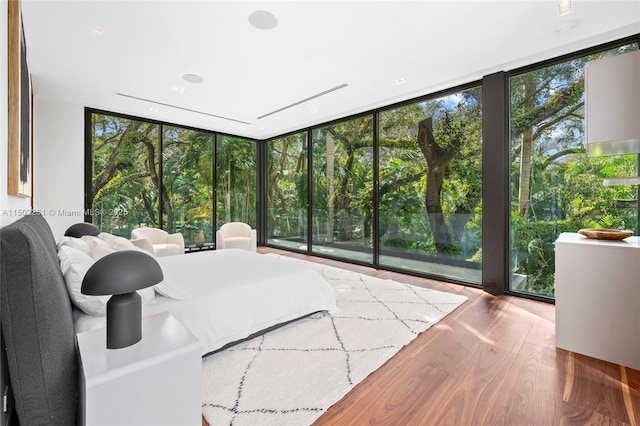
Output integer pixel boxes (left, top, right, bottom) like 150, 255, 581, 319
64, 222, 100, 237
81, 250, 163, 349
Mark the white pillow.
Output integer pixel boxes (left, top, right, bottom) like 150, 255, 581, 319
84, 234, 144, 255
95, 233, 148, 256
58, 245, 109, 316
90, 244, 116, 261
81, 235, 111, 255
109, 236, 139, 251
97, 232, 117, 242
57, 236, 91, 255
58, 246, 156, 316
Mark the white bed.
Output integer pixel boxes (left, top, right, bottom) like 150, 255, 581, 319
72, 248, 339, 355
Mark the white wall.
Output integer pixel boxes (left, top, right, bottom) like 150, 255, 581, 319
32, 97, 85, 240
1, 0, 84, 236
0, 0, 31, 227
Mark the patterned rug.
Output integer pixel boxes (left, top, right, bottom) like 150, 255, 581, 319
201, 255, 467, 426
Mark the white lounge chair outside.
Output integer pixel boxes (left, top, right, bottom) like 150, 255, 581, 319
216, 222, 257, 251
131, 227, 185, 257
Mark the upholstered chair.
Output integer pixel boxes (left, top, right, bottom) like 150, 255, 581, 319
216, 222, 257, 251
130, 227, 185, 257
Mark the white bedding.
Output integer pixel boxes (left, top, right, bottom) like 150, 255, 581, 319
74, 249, 339, 355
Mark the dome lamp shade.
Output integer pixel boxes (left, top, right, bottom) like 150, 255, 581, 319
82, 250, 164, 349
64, 222, 100, 238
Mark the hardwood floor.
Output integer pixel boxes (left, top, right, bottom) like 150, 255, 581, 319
202, 247, 640, 425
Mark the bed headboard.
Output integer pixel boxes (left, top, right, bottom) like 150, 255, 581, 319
0, 214, 78, 425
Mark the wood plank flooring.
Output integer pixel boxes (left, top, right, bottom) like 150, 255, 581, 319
202, 247, 640, 425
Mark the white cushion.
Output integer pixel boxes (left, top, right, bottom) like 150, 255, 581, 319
131, 228, 185, 257
108, 236, 138, 251
58, 246, 109, 316
58, 246, 155, 316
217, 223, 257, 251
97, 232, 117, 242
153, 243, 184, 257
98, 232, 137, 250
57, 236, 91, 255
130, 237, 156, 255
220, 222, 251, 237
131, 227, 170, 245
90, 244, 116, 261
223, 236, 252, 250
80, 235, 111, 253
85, 233, 151, 259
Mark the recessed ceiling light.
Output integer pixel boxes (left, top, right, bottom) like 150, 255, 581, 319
182, 74, 204, 84
149, 107, 159, 113
172, 86, 187, 94
557, 0, 573, 16
309, 108, 318, 113
237, 126, 246, 131
92, 26, 104, 35
392, 78, 407, 86
248, 11, 278, 30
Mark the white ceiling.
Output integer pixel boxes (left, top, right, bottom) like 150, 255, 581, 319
21, 0, 640, 140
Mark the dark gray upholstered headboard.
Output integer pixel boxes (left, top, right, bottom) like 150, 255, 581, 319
0, 214, 77, 425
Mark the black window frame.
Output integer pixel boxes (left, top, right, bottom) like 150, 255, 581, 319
85, 33, 640, 302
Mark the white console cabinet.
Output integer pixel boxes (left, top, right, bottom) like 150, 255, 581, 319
77, 312, 203, 425
555, 233, 640, 370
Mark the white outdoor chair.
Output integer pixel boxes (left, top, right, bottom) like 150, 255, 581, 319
130, 227, 184, 257
216, 222, 257, 251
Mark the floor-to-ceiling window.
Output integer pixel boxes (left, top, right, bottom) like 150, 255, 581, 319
509, 42, 639, 298
162, 126, 214, 246
311, 116, 374, 263
87, 35, 638, 301
265, 132, 308, 250
87, 110, 256, 244
215, 135, 257, 231
89, 112, 160, 236
377, 87, 483, 283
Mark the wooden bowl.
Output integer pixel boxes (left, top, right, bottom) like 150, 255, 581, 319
578, 228, 634, 240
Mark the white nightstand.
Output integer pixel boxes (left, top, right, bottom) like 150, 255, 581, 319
77, 312, 203, 426
555, 233, 640, 370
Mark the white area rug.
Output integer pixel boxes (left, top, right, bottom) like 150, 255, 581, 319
201, 255, 467, 426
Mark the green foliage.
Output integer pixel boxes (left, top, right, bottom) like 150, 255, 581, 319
377, 90, 483, 261
90, 115, 257, 243
91, 43, 638, 295
162, 126, 215, 242
510, 43, 639, 297
91, 115, 161, 236
266, 133, 308, 238
216, 136, 257, 229
310, 116, 373, 245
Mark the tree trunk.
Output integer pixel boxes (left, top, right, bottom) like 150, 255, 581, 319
337, 146, 355, 241
417, 117, 460, 254
270, 138, 289, 212
140, 134, 172, 229
92, 120, 142, 203
426, 162, 453, 252
518, 74, 536, 219
326, 132, 335, 243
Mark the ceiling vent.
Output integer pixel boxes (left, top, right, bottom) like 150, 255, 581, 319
116, 92, 250, 125
257, 84, 349, 120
